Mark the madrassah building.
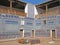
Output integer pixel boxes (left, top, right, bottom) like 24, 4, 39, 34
0, 0, 60, 40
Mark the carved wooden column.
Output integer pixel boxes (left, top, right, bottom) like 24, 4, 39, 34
46, 4, 48, 16
9, 0, 12, 14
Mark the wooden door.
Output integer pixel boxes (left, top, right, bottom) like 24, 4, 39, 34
20, 29, 24, 37
52, 30, 55, 38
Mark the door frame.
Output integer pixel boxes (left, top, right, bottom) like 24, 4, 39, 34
50, 29, 56, 40
20, 29, 24, 37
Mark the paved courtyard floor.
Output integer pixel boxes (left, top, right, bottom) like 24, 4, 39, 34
0, 39, 60, 45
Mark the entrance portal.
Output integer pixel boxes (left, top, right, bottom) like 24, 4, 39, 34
32, 30, 35, 37
20, 29, 24, 37
52, 30, 55, 38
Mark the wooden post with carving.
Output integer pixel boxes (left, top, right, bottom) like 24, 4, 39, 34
10, 0, 12, 14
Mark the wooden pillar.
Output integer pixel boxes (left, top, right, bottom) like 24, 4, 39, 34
14, 10, 16, 15
1, 8, 3, 14
46, 4, 48, 16
10, 0, 12, 14
57, 7, 59, 15
8, 9, 10, 14
3, 8, 7, 14
0, 7, 1, 13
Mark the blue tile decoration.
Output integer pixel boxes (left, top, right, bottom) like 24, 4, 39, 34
0, 14, 60, 38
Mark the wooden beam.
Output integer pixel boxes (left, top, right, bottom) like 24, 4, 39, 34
17, 1, 26, 6
37, 0, 58, 8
